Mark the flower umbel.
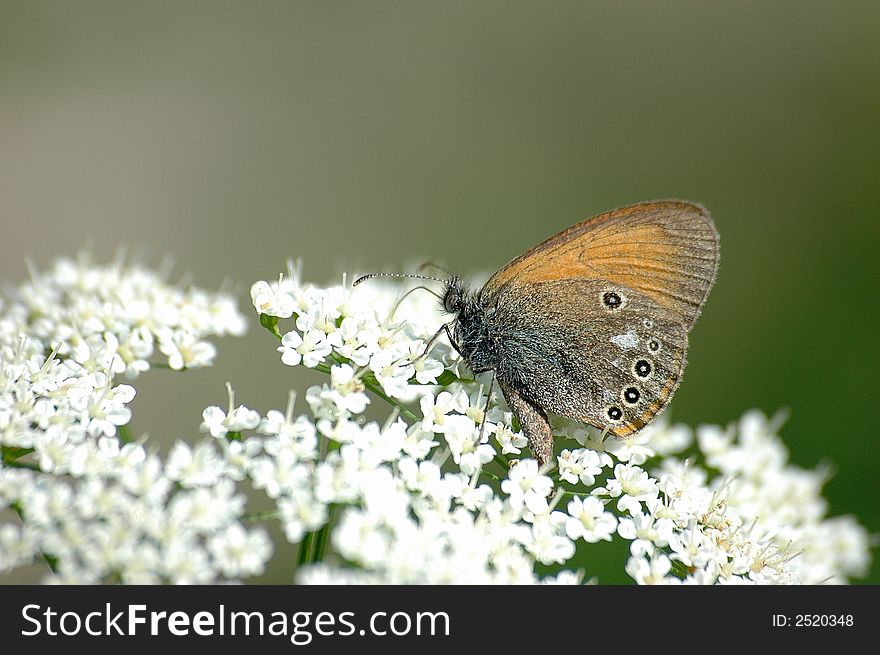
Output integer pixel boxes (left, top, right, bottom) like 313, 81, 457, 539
0, 257, 871, 584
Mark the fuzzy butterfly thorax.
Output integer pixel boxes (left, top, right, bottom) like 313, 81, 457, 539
442, 277, 503, 375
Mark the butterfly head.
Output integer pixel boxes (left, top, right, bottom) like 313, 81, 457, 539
441, 275, 467, 315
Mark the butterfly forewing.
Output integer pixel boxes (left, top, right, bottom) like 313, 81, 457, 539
483, 201, 719, 329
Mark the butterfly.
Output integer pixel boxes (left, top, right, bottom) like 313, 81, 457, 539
438, 200, 719, 464
357, 200, 719, 465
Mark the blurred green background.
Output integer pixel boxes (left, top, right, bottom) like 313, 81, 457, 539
1, 1, 877, 583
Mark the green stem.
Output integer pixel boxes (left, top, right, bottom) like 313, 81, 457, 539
297, 530, 316, 567
242, 510, 280, 523
559, 489, 593, 499
312, 508, 335, 562
11, 504, 57, 574
363, 379, 418, 422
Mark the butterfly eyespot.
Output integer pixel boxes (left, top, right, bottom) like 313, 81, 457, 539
622, 387, 641, 405
606, 406, 624, 422
642, 318, 654, 329
602, 291, 622, 309
633, 359, 653, 378
648, 339, 661, 353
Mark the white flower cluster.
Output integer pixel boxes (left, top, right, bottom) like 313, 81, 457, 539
245, 268, 871, 584
0, 256, 871, 584
0, 256, 266, 582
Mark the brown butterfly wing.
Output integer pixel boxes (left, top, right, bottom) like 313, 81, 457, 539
483, 200, 719, 329
485, 277, 688, 438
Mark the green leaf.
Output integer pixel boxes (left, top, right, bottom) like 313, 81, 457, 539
117, 425, 133, 445
434, 369, 460, 386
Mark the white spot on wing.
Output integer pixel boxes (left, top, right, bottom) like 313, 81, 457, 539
610, 331, 638, 350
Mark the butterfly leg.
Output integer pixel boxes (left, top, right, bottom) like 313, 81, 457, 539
411, 321, 453, 364
499, 381, 553, 467
474, 374, 495, 445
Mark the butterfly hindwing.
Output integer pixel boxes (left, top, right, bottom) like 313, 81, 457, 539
484, 277, 688, 436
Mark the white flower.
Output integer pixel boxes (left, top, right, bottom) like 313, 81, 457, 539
118, 455, 172, 506
501, 459, 553, 514
278, 491, 328, 543
162, 537, 214, 584
524, 519, 575, 565
313, 449, 361, 504
353, 419, 407, 464
412, 355, 443, 385
398, 458, 442, 495
167, 481, 245, 533
540, 570, 587, 585
626, 553, 679, 585
617, 511, 674, 557
332, 508, 390, 567
260, 410, 318, 461
602, 463, 660, 514
68, 437, 122, 477
118, 542, 162, 584
165, 440, 225, 487
490, 419, 528, 455
278, 328, 333, 368
250, 279, 295, 318
326, 364, 370, 415
565, 496, 617, 543
401, 424, 439, 460
368, 350, 413, 398
249, 452, 310, 499
557, 448, 604, 486
225, 404, 262, 432
33, 427, 75, 473
655, 459, 711, 520
456, 481, 494, 512
605, 430, 654, 465
0, 523, 37, 571
334, 317, 379, 367
645, 419, 693, 456
158, 330, 217, 370
115, 326, 154, 379
218, 437, 263, 481
569, 425, 615, 468
200, 404, 260, 439
419, 390, 468, 433
444, 414, 495, 476
81, 384, 135, 438
208, 523, 272, 578
668, 521, 717, 569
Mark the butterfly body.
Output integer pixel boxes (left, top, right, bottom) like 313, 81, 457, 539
441, 200, 719, 466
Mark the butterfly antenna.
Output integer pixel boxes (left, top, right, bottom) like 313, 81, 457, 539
388, 285, 444, 322
418, 261, 456, 279
353, 272, 448, 287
